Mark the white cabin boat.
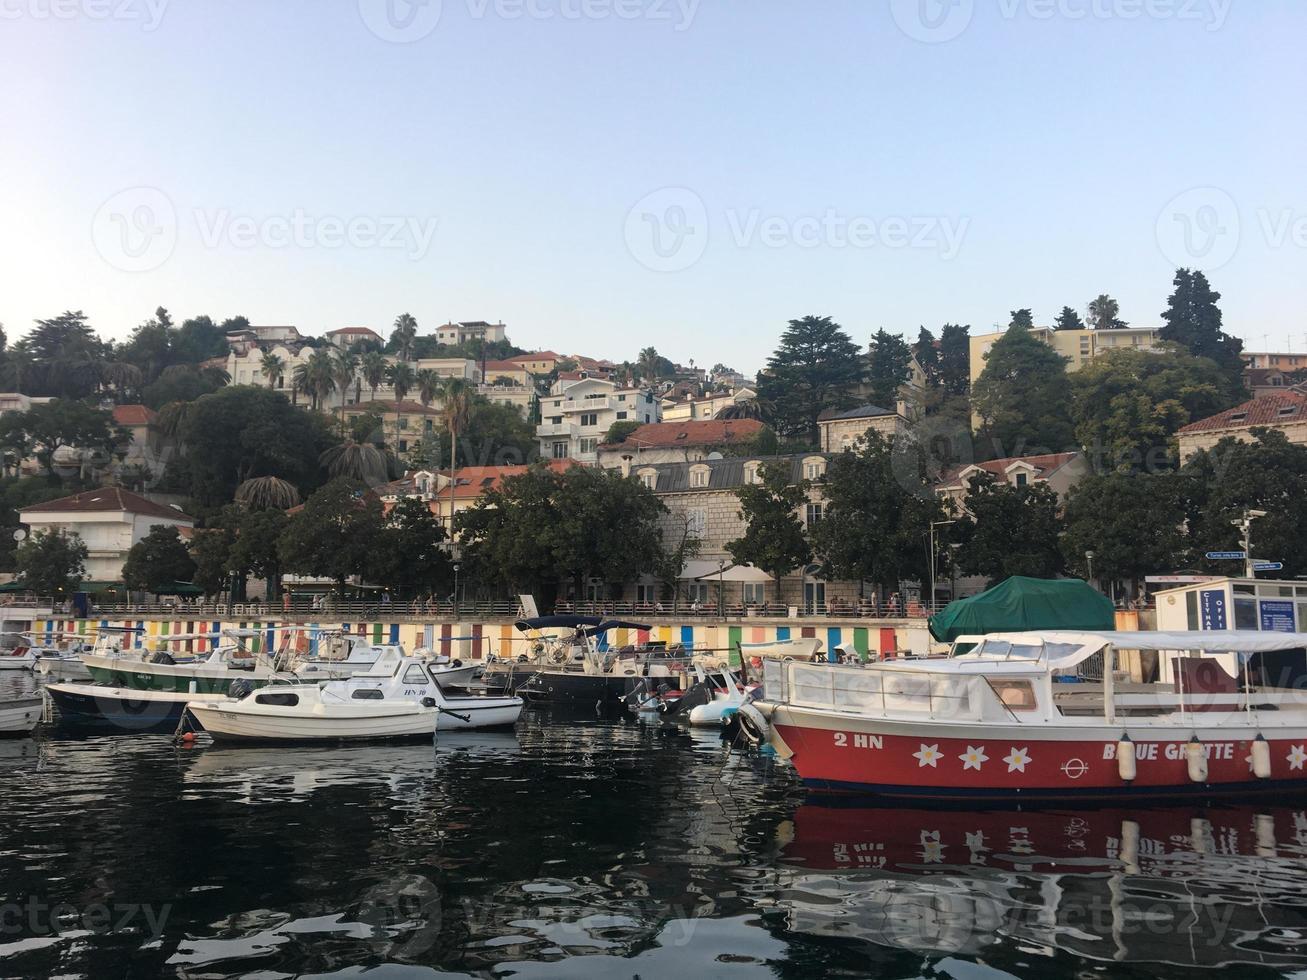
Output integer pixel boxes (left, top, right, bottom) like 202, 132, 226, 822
0, 695, 42, 735
185, 649, 522, 743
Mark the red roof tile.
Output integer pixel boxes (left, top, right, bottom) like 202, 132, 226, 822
327, 326, 381, 335
604, 418, 765, 450
112, 404, 157, 427
939, 452, 1080, 486
379, 461, 579, 502
20, 488, 194, 523
1178, 391, 1307, 434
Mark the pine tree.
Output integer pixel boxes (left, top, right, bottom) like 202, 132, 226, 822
913, 327, 940, 386
756, 315, 865, 444
1159, 269, 1244, 395
1054, 306, 1085, 331
938, 323, 971, 395
972, 321, 1076, 455
867, 329, 913, 409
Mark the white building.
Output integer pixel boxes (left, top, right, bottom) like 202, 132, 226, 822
326, 326, 383, 348
661, 387, 757, 422
537, 376, 661, 463
435, 320, 508, 346
19, 488, 195, 585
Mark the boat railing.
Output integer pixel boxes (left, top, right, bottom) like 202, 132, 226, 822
781, 660, 979, 721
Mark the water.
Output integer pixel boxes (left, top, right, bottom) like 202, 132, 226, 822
4, 671, 1307, 979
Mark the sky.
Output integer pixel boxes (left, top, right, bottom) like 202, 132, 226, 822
1, 0, 1304, 374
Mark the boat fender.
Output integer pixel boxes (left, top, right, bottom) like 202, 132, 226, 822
736, 703, 770, 746
422, 697, 438, 708
1186, 736, 1208, 783
1117, 734, 1136, 782
1251, 734, 1272, 779
228, 679, 256, 701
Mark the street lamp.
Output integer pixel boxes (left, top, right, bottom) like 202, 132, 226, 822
717, 559, 726, 620
1085, 550, 1095, 586
928, 520, 956, 613
1232, 509, 1269, 578
452, 561, 461, 612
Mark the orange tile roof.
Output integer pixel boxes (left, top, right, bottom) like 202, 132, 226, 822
112, 404, 157, 427
20, 488, 194, 523
939, 452, 1080, 485
379, 461, 579, 502
1178, 391, 1307, 434
327, 326, 381, 335
604, 418, 765, 450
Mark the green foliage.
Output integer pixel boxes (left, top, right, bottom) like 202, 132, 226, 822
190, 521, 238, 596
604, 420, 642, 444
278, 478, 385, 589
1069, 346, 1234, 471
757, 315, 865, 443
971, 321, 1076, 455
16, 528, 88, 594
809, 433, 945, 593
174, 315, 230, 362
437, 397, 537, 467
229, 506, 289, 598
1159, 269, 1244, 395
938, 323, 971, 396
141, 365, 226, 409
390, 313, 419, 361
122, 525, 196, 593
913, 327, 940, 386
456, 464, 667, 601
867, 329, 913, 408
1061, 473, 1188, 582
726, 463, 811, 590
1008, 309, 1034, 331
172, 386, 335, 507
0, 399, 127, 476
349, 410, 387, 445
0, 477, 94, 570
370, 498, 453, 597
1054, 306, 1085, 331
955, 475, 1065, 584
16, 311, 106, 399
1087, 294, 1128, 330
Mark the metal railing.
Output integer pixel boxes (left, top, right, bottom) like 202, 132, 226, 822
552, 599, 947, 619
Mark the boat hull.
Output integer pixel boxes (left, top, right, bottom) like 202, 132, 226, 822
518, 669, 668, 707
188, 698, 522, 743
46, 683, 228, 733
0, 697, 41, 735
35, 657, 91, 682
767, 703, 1307, 801
0, 654, 36, 671
83, 655, 276, 694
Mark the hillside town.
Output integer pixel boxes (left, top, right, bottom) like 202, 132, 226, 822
1, 268, 1304, 620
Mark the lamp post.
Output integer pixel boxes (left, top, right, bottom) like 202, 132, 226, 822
1232, 508, 1268, 578
717, 559, 726, 620
452, 561, 461, 613
1085, 550, 1095, 587
928, 520, 956, 614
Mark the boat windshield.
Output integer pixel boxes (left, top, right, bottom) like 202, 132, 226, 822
960, 638, 1085, 663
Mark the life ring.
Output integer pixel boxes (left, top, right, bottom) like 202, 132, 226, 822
736, 702, 770, 746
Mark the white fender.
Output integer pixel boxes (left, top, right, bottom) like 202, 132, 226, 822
1117, 734, 1136, 783
736, 702, 770, 746
1186, 737, 1208, 783
1251, 734, 1272, 779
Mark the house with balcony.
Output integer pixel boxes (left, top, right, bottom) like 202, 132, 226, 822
19, 488, 194, 586
660, 387, 757, 422
935, 451, 1089, 514
536, 377, 660, 463
435, 321, 508, 346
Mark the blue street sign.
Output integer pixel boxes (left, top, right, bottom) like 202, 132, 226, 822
1206, 551, 1246, 560
1254, 562, 1284, 572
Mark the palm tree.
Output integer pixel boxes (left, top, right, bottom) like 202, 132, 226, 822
441, 378, 474, 530
332, 348, 358, 432
3, 346, 34, 393
235, 475, 301, 510
99, 361, 143, 402
360, 351, 389, 403
387, 362, 416, 453
156, 401, 191, 441
297, 348, 337, 412
319, 441, 389, 485
260, 351, 285, 389
392, 313, 419, 362
291, 363, 311, 408
638, 346, 661, 385
715, 399, 764, 421
415, 368, 441, 408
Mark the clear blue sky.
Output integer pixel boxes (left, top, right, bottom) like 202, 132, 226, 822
2, 0, 1303, 372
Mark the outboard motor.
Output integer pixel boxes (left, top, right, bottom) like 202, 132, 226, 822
227, 679, 256, 701
149, 651, 176, 665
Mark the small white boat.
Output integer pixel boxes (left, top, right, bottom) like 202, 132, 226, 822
0, 632, 37, 671
185, 649, 523, 743
686, 665, 751, 728
0, 695, 42, 735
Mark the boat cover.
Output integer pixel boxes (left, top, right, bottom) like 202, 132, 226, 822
929, 576, 1114, 642
515, 615, 604, 631
581, 621, 652, 636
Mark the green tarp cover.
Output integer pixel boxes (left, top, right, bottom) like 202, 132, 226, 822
928, 576, 1115, 642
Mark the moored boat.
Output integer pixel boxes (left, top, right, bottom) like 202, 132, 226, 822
0, 695, 41, 735
754, 630, 1307, 800
185, 648, 523, 743
45, 682, 230, 733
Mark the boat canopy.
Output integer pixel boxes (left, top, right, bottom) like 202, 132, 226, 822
929, 576, 1115, 642
515, 615, 604, 631
580, 621, 651, 636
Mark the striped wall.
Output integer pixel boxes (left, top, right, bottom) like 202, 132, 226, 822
30, 617, 930, 663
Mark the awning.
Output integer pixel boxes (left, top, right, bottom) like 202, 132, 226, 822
713, 565, 773, 584
678, 560, 721, 581
680, 561, 773, 584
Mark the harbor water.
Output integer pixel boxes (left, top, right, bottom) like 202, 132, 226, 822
3, 672, 1307, 979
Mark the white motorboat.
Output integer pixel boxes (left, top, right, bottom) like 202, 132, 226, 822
185, 648, 523, 743
0, 695, 42, 735
686, 665, 751, 727
0, 632, 37, 671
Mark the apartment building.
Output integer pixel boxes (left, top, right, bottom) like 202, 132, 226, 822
536, 376, 661, 463
968, 325, 1163, 389
435, 320, 508, 346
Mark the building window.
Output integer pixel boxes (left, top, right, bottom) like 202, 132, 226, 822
618, 394, 626, 402
638, 469, 657, 490
1014, 472, 1028, 487
803, 457, 826, 480
580, 413, 598, 427
742, 583, 765, 605
553, 441, 568, 459
549, 416, 562, 425
806, 503, 823, 527
617, 411, 627, 420
742, 462, 761, 484
398, 418, 409, 430
398, 440, 408, 453
690, 466, 710, 488
686, 509, 706, 538
579, 438, 598, 453
636, 583, 656, 603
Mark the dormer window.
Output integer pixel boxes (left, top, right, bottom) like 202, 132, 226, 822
689, 465, 711, 489
1278, 406, 1297, 417
637, 468, 657, 490
1014, 472, 1028, 487
742, 461, 762, 485
1228, 412, 1247, 423
802, 457, 826, 480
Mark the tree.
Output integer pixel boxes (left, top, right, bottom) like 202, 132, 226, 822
1008, 309, 1035, 331
229, 506, 290, 600
726, 462, 811, 602
174, 315, 229, 363
15, 528, 87, 595
391, 313, 419, 362
260, 351, 285, 389
371, 498, 453, 598
867, 329, 913, 409
971, 320, 1076, 455
757, 315, 865, 444
24, 311, 105, 398
809, 433, 945, 595
437, 397, 537, 467
122, 525, 196, 593
190, 521, 237, 597
1061, 473, 1188, 584
117, 307, 177, 383
415, 368, 441, 409
604, 420, 642, 444
955, 475, 1064, 584
1087, 294, 1127, 330
235, 475, 301, 510
278, 478, 386, 591
938, 323, 971, 396
637, 346, 664, 384
360, 351, 389, 402
1068, 346, 1234, 471
331, 348, 357, 428
141, 365, 226, 409
1159, 268, 1244, 394
1054, 306, 1085, 332
913, 327, 940, 386
319, 441, 390, 484
0, 400, 127, 477
441, 377, 473, 472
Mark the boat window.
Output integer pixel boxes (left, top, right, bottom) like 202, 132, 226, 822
352, 689, 384, 700
990, 680, 1038, 711
1042, 643, 1082, 662
402, 664, 430, 685
254, 692, 299, 707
